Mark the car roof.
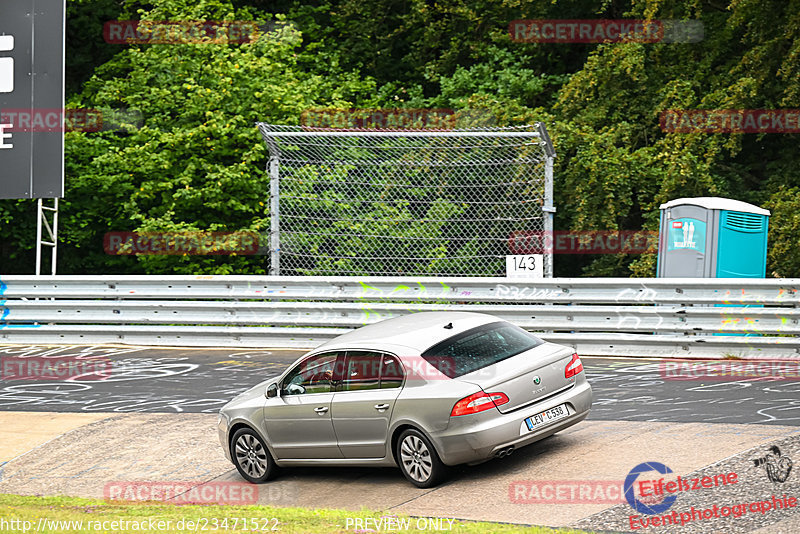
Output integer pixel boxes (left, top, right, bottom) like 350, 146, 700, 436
312, 311, 502, 353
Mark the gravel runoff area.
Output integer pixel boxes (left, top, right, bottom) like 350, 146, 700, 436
573, 433, 800, 533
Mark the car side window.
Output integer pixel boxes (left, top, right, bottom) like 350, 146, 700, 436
341, 351, 382, 391
380, 354, 404, 388
282, 352, 339, 396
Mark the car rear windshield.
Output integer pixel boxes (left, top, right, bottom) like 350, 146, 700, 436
421, 322, 544, 378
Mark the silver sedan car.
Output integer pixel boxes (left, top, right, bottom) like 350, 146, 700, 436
218, 312, 592, 488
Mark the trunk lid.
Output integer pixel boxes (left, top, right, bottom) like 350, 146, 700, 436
457, 343, 577, 413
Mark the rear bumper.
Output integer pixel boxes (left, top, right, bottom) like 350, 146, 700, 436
429, 379, 592, 466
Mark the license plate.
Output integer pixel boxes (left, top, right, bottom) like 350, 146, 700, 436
524, 403, 570, 432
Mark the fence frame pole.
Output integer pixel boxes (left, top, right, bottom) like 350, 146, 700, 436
538, 123, 556, 278
269, 156, 280, 275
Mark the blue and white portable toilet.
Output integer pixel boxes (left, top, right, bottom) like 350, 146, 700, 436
657, 197, 770, 278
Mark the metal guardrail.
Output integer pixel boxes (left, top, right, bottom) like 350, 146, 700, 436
0, 275, 798, 358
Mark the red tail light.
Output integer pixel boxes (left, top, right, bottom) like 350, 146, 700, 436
565, 353, 583, 379
451, 391, 509, 417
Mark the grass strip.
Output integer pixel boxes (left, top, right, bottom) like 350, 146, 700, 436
0, 494, 594, 533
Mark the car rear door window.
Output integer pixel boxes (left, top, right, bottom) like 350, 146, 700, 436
341, 351, 382, 391
380, 354, 404, 388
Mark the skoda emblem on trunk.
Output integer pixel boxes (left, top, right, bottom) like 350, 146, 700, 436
533, 376, 541, 385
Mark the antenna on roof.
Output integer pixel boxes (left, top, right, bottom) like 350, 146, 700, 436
444, 322, 453, 329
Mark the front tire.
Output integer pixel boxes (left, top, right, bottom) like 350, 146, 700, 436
396, 429, 448, 488
231, 428, 277, 484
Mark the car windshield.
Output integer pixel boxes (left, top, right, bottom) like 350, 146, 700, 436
421, 322, 544, 378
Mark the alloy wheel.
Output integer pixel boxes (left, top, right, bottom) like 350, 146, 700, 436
235, 433, 268, 479
400, 434, 433, 483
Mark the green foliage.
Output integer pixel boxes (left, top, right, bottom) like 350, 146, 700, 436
0, 0, 375, 274
767, 187, 800, 278
2, 0, 799, 277
66, 0, 125, 98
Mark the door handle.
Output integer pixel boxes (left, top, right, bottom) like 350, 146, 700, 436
374, 403, 390, 411
314, 406, 329, 414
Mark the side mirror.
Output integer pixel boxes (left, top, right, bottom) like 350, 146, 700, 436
266, 383, 278, 398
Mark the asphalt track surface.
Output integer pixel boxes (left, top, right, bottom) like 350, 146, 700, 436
1, 344, 799, 425
2, 344, 800, 531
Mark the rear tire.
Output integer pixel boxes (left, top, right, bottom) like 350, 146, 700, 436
396, 429, 448, 488
231, 428, 277, 484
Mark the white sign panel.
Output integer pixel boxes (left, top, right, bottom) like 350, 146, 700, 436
505, 254, 544, 279
0, 35, 13, 93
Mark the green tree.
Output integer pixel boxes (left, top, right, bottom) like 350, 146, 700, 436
26, 0, 375, 274
3, 0, 799, 277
